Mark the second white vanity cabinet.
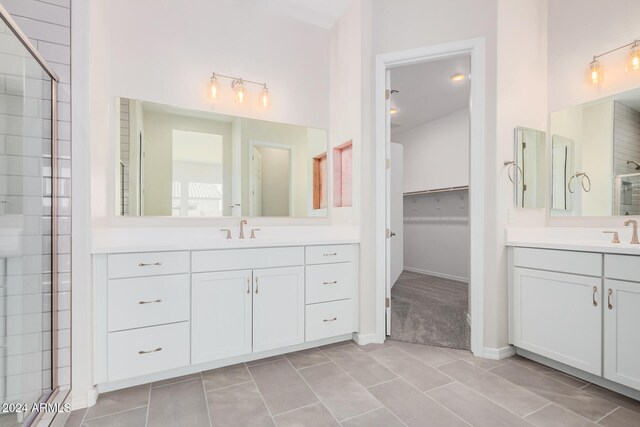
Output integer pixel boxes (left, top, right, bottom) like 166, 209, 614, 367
510, 247, 640, 394
603, 255, 640, 391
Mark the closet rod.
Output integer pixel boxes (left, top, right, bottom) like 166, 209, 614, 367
403, 185, 469, 196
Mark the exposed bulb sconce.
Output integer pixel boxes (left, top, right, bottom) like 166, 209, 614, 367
588, 38, 639, 84
389, 107, 398, 115
207, 72, 270, 109
450, 73, 466, 82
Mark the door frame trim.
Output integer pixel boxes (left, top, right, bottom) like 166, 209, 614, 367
374, 37, 486, 357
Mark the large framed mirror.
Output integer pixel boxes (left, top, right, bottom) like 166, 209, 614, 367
116, 98, 328, 218
550, 87, 640, 216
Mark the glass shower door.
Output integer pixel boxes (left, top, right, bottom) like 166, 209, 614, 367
0, 13, 55, 426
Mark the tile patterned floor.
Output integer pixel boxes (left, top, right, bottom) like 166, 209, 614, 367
64, 340, 640, 427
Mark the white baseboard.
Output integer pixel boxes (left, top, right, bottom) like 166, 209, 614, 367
403, 266, 468, 283
352, 333, 382, 345
483, 345, 516, 360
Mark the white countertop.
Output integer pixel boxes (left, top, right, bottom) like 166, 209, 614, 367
506, 227, 640, 255
92, 226, 360, 254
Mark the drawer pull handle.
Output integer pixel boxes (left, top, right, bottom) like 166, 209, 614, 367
323, 317, 338, 322
608, 288, 613, 310
138, 347, 162, 355
323, 253, 337, 257
138, 262, 162, 267
323, 281, 338, 285
592, 286, 598, 307
139, 299, 162, 305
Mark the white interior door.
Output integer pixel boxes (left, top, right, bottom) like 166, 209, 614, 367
390, 143, 404, 287
252, 147, 263, 216
385, 69, 392, 335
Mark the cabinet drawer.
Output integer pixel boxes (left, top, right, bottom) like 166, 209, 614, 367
108, 251, 189, 279
108, 322, 189, 382
306, 245, 354, 265
513, 248, 602, 277
306, 299, 355, 342
192, 247, 304, 272
306, 263, 354, 304
604, 254, 640, 282
108, 274, 190, 332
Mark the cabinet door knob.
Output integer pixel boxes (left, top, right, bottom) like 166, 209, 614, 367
592, 286, 598, 307
608, 288, 613, 310
138, 347, 162, 355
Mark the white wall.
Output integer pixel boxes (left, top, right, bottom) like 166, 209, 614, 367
394, 108, 470, 192
89, 0, 330, 226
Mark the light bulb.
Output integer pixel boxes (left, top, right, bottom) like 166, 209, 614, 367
232, 80, 246, 104
629, 43, 640, 72
389, 107, 398, 115
208, 75, 219, 99
589, 58, 602, 84
260, 85, 270, 109
450, 73, 466, 82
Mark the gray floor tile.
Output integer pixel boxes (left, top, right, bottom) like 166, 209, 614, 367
207, 381, 274, 427
286, 348, 330, 369
298, 362, 382, 421
64, 409, 86, 427
357, 342, 396, 353
319, 340, 354, 350
525, 404, 597, 426
390, 340, 458, 366
368, 378, 467, 426
246, 355, 286, 367
249, 359, 318, 415
428, 382, 531, 427
340, 408, 404, 427
322, 344, 397, 387
82, 407, 147, 427
368, 346, 453, 391
437, 359, 549, 416
443, 347, 512, 369
202, 363, 252, 391
491, 363, 617, 421
152, 373, 201, 388
510, 356, 588, 388
84, 384, 150, 420
147, 378, 210, 427
273, 403, 338, 427
582, 384, 640, 414
598, 407, 640, 427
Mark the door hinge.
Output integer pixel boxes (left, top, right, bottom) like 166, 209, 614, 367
386, 159, 390, 169
386, 297, 390, 308
385, 89, 390, 100
523, 184, 528, 191
523, 142, 527, 149
386, 228, 391, 238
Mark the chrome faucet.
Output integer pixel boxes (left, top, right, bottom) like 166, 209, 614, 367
624, 220, 639, 244
239, 219, 248, 239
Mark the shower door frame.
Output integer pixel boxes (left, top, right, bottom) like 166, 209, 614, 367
0, 3, 62, 425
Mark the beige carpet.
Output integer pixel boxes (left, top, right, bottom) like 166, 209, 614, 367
391, 270, 470, 350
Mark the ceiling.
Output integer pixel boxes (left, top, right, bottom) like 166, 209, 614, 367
390, 56, 471, 135
251, 0, 351, 29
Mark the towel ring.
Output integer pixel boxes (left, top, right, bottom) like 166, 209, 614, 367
504, 161, 523, 184
568, 172, 591, 193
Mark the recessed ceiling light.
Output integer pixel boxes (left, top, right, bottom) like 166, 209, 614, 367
390, 107, 398, 115
450, 73, 466, 82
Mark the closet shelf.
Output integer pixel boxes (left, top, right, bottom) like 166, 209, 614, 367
403, 185, 469, 196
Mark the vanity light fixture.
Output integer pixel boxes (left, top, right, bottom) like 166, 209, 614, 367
450, 73, 466, 82
588, 38, 640, 84
207, 72, 270, 108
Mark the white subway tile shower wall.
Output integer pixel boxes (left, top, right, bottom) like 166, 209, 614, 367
2, 0, 72, 395
613, 102, 640, 216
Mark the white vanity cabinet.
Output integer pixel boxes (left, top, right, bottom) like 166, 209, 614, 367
95, 243, 358, 390
509, 246, 640, 394
603, 255, 640, 391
